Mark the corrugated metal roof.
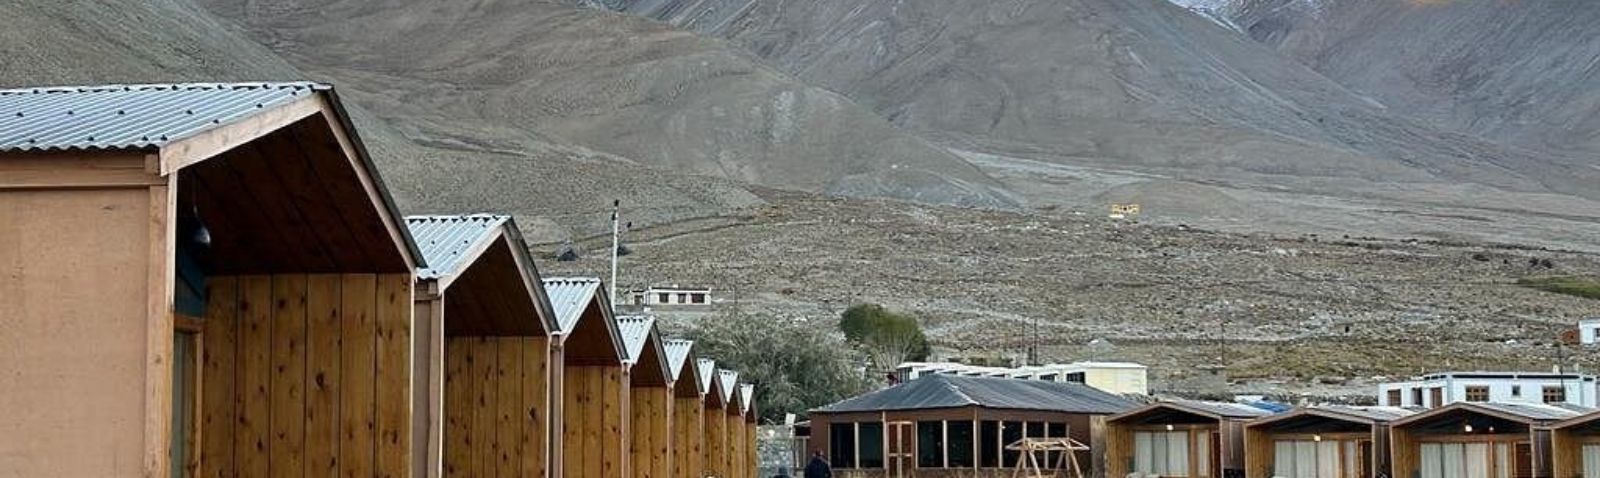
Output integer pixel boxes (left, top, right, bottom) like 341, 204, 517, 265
0, 82, 326, 152
542, 277, 602, 334
1314, 405, 1418, 422
697, 359, 717, 396
718, 370, 740, 405
740, 384, 756, 414
1161, 399, 1276, 419
664, 339, 696, 384
815, 374, 1138, 415
405, 215, 509, 280
617, 316, 655, 364
1394, 401, 1591, 428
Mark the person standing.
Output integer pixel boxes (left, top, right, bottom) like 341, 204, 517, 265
803, 451, 832, 478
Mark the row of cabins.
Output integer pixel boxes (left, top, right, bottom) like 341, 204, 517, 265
802, 374, 1600, 478
0, 82, 758, 477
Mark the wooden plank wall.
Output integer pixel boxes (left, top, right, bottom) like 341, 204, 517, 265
630, 387, 675, 478
705, 407, 726, 478
198, 273, 412, 478
746, 421, 757, 478
441, 336, 549, 478
673, 397, 705, 478
565, 365, 631, 478
727, 414, 744, 478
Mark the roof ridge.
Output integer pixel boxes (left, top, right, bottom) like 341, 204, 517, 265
0, 82, 328, 95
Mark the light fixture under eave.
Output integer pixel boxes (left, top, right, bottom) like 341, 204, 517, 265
1312, 435, 1322, 442
1165, 424, 1174, 431
1464, 423, 1474, 433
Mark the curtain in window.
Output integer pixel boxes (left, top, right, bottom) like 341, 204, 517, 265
1441, 444, 1464, 478
1343, 442, 1360, 478
1420, 443, 1442, 478
1496, 444, 1512, 478
1582, 444, 1600, 478
1464, 443, 1489, 478
1136, 432, 1155, 474
1168, 432, 1190, 475
1275, 441, 1296, 477
1316, 441, 1339, 478
1293, 441, 1316, 477
1195, 432, 1211, 477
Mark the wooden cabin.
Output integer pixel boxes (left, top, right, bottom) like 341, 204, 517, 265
620, 316, 673, 478
1548, 410, 1600, 478
808, 374, 1136, 478
1390, 401, 1587, 478
1242, 406, 1416, 478
742, 383, 760, 478
721, 369, 747, 478
543, 277, 628, 478
702, 359, 731, 478
0, 82, 423, 477
1105, 400, 1273, 478
410, 215, 558, 478
665, 340, 708, 478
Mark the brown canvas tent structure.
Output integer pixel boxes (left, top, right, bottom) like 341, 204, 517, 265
0, 82, 423, 477
620, 316, 673, 478
666, 340, 708, 478
808, 374, 1136, 478
544, 277, 627, 478
410, 215, 558, 478
1242, 406, 1415, 478
721, 369, 747, 478
1547, 409, 1600, 478
1390, 401, 1588, 478
1105, 400, 1273, 478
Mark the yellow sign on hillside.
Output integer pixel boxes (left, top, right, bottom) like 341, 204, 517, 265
1109, 203, 1141, 218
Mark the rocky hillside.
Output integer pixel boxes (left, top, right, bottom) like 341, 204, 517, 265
1185, 0, 1600, 159
196, 0, 1021, 210
593, 0, 1599, 205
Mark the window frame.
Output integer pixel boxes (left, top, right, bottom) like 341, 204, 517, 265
1544, 385, 1567, 404
1465, 386, 1490, 402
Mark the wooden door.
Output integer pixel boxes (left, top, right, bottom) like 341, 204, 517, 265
887, 422, 913, 478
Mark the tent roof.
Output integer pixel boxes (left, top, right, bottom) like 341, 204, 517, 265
814, 374, 1137, 415
406, 215, 509, 280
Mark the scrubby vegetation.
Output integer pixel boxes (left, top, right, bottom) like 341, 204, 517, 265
687, 314, 870, 424
1518, 276, 1600, 300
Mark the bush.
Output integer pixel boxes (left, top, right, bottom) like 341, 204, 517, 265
688, 314, 870, 424
1518, 276, 1600, 300
839, 303, 931, 373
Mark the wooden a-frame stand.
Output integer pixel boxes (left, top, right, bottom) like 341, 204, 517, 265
1007, 437, 1088, 478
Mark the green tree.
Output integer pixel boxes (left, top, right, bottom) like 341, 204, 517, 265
688, 314, 870, 424
838, 303, 931, 373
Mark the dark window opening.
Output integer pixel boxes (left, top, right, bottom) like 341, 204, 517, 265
1001, 421, 1023, 467
859, 422, 885, 468
1465, 386, 1490, 402
917, 421, 944, 468
657, 292, 670, 303
691, 293, 707, 304
980, 421, 1000, 468
1411, 388, 1424, 406
1064, 372, 1086, 383
947, 420, 974, 468
1545, 386, 1567, 404
1387, 389, 1402, 406
1046, 422, 1068, 468
830, 423, 857, 468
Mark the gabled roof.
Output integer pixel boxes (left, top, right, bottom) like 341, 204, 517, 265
407, 215, 509, 280
740, 384, 756, 415
815, 374, 1137, 415
697, 358, 718, 397
542, 277, 604, 335
0, 82, 326, 152
719, 369, 741, 405
1549, 409, 1600, 430
664, 339, 699, 385
1391, 401, 1590, 428
617, 316, 655, 363
1247, 406, 1417, 429
1109, 399, 1275, 422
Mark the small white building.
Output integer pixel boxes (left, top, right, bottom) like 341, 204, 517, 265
893, 361, 1149, 395
1377, 371, 1598, 408
1580, 317, 1600, 345
629, 286, 711, 306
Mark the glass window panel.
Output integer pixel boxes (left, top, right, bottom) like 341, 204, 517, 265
830, 423, 856, 468
979, 421, 1000, 468
1317, 440, 1339, 478
947, 421, 974, 468
1046, 423, 1067, 469
1195, 431, 1211, 477
1167, 431, 1190, 475
1296, 441, 1317, 478
858, 422, 884, 468
1153, 432, 1170, 474
1420, 443, 1442, 478
1442, 444, 1464, 478
1002, 422, 1022, 467
1274, 441, 1294, 477
1495, 443, 1511, 478
1136, 432, 1155, 474
1465, 443, 1489, 478
1343, 441, 1360, 478
917, 421, 944, 468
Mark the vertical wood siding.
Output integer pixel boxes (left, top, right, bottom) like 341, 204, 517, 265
440, 336, 549, 478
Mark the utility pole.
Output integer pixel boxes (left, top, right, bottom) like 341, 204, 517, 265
609, 199, 620, 312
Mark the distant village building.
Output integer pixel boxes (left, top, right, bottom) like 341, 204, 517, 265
1377, 371, 1599, 408
628, 286, 713, 306
894, 361, 1149, 395
1580, 317, 1600, 345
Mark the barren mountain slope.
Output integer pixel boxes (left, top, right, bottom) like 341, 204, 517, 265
597, 0, 1599, 203
197, 0, 1020, 209
1196, 0, 1600, 159
0, 0, 768, 241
